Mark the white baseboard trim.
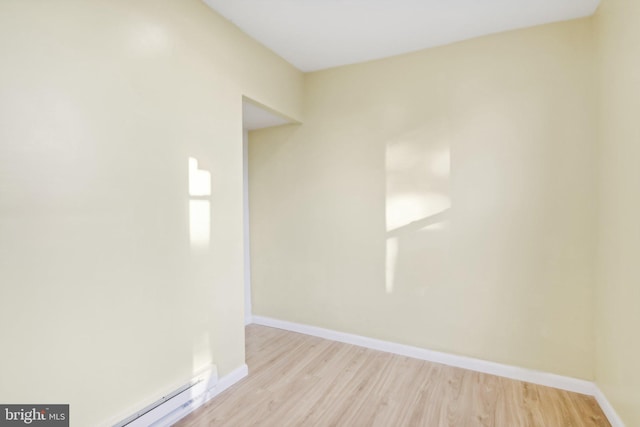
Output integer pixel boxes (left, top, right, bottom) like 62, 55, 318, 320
251, 315, 594, 395
593, 385, 626, 427
252, 315, 628, 426
153, 364, 249, 427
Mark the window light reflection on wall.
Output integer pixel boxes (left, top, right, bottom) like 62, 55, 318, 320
188, 157, 211, 248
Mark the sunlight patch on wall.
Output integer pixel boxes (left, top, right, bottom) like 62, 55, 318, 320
385, 129, 451, 293
385, 136, 450, 232
189, 200, 210, 248
189, 158, 211, 197
189, 157, 211, 248
386, 193, 450, 232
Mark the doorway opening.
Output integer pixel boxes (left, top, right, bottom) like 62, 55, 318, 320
241, 97, 296, 325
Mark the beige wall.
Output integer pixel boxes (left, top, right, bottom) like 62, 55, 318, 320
0, 1, 302, 425
250, 19, 597, 380
594, 0, 640, 425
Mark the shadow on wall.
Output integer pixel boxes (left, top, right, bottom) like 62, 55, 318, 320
385, 126, 451, 295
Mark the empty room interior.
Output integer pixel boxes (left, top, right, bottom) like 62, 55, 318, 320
0, 0, 638, 426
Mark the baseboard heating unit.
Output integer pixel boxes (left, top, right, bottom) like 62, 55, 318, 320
113, 365, 217, 427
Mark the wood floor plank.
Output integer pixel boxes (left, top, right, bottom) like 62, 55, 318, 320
174, 325, 610, 427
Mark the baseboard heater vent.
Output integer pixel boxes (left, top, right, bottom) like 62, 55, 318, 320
113, 365, 217, 427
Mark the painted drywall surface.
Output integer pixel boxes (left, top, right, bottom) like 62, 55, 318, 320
0, 1, 302, 426
250, 19, 597, 380
594, 0, 640, 424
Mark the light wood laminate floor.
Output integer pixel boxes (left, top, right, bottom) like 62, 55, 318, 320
175, 325, 609, 427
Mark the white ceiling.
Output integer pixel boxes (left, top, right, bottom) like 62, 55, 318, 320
204, 0, 600, 72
